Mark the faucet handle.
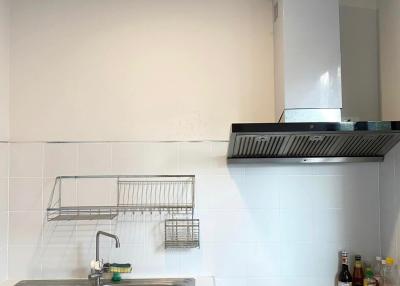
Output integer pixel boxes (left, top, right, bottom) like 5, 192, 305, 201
90, 260, 103, 271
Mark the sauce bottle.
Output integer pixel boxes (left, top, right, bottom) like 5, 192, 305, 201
353, 255, 364, 286
338, 251, 353, 286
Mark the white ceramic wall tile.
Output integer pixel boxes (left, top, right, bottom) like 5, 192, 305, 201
0, 247, 6, 281
42, 220, 76, 246
0, 143, 9, 178
111, 142, 179, 174
313, 243, 347, 277
198, 210, 253, 243
78, 143, 112, 175
246, 209, 280, 243
201, 243, 248, 277
279, 209, 313, 243
311, 176, 346, 209
77, 178, 114, 206
44, 143, 78, 177
0, 213, 8, 247
40, 246, 79, 279
211, 142, 244, 176
10, 143, 43, 178
179, 248, 208, 276
379, 147, 398, 258
9, 211, 43, 245
137, 246, 181, 275
8, 246, 42, 279
9, 178, 42, 211
214, 278, 246, 286
242, 175, 279, 209
0, 179, 8, 212
76, 220, 112, 247
279, 242, 313, 277
244, 164, 316, 177
43, 177, 77, 208
110, 218, 147, 245
0, 143, 7, 282
313, 209, 348, 244
278, 177, 314, 210
178, 142, 214, 175
178, 142, 243, 176
245, 278, 281, 286
245, 243, 281, 277
196, 175, 246, 210
279, 277, 319, 286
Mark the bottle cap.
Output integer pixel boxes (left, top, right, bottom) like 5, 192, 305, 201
382, 260, 387, 265
341, 251, 348, 257
376, 256, 382, 261
386, 257, 395, 266
355, 255, 361, 260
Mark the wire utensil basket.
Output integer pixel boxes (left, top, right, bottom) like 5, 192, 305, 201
165, 219, 200, 248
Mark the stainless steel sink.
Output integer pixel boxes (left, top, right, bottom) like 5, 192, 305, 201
14, 278, 195, 286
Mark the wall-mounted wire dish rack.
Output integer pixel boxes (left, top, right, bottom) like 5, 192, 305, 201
46, 175, 199, 249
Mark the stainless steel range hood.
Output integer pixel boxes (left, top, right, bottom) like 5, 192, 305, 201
227, 0, 400, 163
227, 122, 400, 163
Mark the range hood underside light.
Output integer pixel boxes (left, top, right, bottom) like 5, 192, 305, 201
227, 122, 400, 163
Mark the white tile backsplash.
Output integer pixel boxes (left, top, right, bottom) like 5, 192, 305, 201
0, 179, 8, 212
9, 211, 43, 245
0, 247, 7, 282
10, 143, 43, 178
8, 246, 42, 279
0, 143, 9, 178
77, 178, 114, 206
44, 143, 78, 177
111, 142, 179, 174
78, 143, 112, 175
279, 209, 313, 243
379, 145, 400, 262
0, 143, 8, 282
40, 246, 79, 279
0, 213, 8, 248
2, 141, 385, 285
9, 178, 42, 211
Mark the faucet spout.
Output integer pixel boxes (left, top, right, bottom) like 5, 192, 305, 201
96, 231, 120, 261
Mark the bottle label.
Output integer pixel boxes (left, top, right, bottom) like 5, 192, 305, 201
338, 283, 352, 286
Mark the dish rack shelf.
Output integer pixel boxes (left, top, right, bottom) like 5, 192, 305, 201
46, 175, 199, 249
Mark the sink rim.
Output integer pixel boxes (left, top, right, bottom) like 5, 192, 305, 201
15, 278, 195, 286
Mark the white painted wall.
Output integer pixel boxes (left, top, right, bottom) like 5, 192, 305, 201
340, 3, 380, 121
0, 0, 10, 140
9, 0, 275, 142
379, 0, 400, 120
5, 141, 381, 285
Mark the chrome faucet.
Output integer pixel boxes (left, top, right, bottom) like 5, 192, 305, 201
88, 231, 120, 286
